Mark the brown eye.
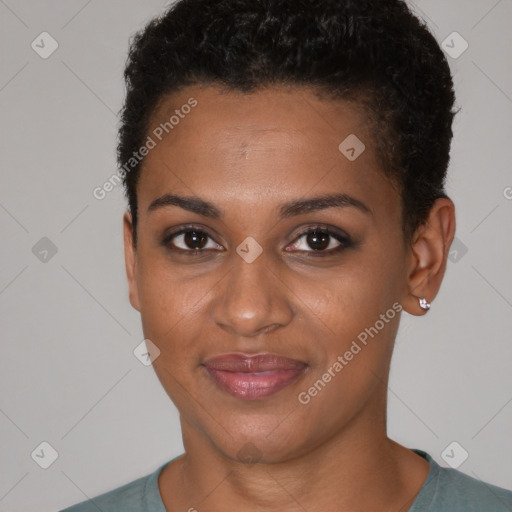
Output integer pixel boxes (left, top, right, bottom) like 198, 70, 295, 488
305, 230, 331, 251
183, 230, 208, 250
286, 226, 353, 254
163, 228, 223, 253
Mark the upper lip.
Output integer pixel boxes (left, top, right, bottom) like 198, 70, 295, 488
203, 353, 307, 372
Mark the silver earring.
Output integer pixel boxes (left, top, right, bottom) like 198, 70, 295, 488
419, 297, 431, 311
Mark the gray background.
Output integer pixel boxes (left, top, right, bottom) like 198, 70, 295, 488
1, 0, 511, 510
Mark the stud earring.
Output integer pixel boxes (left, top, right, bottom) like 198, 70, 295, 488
419, 297, 431, 311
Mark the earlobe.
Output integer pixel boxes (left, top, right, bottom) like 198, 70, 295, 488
123, 210, 141, 312
402, 198, 456, 316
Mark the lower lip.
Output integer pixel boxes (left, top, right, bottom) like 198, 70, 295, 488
204, 367, 306, 400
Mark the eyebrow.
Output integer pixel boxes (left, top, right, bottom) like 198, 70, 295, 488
147, 192, 372, 218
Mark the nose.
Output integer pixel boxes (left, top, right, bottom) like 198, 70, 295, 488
211, 252, 294, 339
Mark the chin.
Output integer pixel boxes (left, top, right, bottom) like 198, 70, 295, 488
205, 409, 318, 465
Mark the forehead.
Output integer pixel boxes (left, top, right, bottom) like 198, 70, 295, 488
136, 85, 399, 222
149, 85, 371, 154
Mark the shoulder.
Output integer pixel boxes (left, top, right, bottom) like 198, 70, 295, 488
59, 474, 151, 512
59, 462, 169, 512
435, 465, 512, 510
411, 449, 512, 512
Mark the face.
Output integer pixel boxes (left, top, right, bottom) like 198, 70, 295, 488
124, 85, 413, 463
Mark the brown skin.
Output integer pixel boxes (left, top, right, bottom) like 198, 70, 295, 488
123, 85, 455, 511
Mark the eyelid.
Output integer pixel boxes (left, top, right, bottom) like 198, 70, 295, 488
163, 224, 222, 241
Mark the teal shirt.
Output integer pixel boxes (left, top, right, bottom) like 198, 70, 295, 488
60, 449, 512, 511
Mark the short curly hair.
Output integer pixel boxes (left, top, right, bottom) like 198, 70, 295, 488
118, 0, 456, 245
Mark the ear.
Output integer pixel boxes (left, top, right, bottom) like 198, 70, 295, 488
402, 198, 456, 316
123, 210, 141, 312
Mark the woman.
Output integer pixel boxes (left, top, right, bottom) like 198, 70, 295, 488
61, 0, 512, 510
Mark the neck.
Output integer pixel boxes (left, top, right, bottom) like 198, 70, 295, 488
159, 397, 430, 511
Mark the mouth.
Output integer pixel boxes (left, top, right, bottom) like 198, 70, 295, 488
202, 353, 308, 400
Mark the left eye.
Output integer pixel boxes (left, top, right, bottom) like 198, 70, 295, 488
287, 228, 350, 253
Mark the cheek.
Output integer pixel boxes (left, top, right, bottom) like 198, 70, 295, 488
135, 253, 223, 388
303, 277, 399, 386
304, 250, 403, 342
136, 252, 203, 330
292, 270, 402, 438
138, 265, 207, 409
294, 240, 405, 397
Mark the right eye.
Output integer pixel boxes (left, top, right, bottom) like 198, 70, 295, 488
163, 227, 224, 254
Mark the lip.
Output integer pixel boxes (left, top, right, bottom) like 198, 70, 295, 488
203, 353, 308, 400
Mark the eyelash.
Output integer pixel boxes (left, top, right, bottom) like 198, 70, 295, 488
161, 224, 353, 257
